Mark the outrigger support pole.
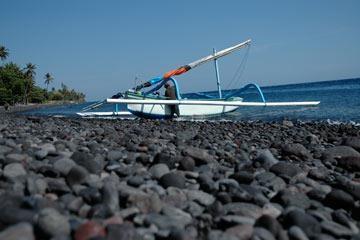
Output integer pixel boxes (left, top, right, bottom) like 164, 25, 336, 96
213, 48, 222, 99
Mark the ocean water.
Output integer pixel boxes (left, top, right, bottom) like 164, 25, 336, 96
21, 78, 360, 123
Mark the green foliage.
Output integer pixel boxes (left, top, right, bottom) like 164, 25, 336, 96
44, 72, 53, 90
0, 62, 25, 104
0, 46, 86, 105
0, 46, 9, 61
29, 86, 46, 103
50, 83, 85, 102
49, 91, 63, 101
0, 87, 12, 105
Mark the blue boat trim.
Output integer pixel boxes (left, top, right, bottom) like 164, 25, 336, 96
144, 77, 182, 99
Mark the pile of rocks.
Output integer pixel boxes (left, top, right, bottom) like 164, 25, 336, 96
1, 115, 360, 240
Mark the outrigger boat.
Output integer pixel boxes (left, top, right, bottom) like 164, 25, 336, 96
80, 39, 320, 118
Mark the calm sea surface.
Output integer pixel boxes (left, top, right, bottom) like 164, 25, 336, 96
21, 78, 360, 123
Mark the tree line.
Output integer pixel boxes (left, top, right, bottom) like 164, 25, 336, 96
0, 45, 85, 105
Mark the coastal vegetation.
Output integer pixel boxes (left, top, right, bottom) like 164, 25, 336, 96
0, 45, 85, 105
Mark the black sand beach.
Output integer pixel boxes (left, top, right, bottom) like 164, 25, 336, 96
1, 112, 360, 240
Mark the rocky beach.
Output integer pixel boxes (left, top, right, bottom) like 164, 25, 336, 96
1, 112, 360, 240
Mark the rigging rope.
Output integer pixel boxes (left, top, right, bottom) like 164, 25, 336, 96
224, 45, 251, 93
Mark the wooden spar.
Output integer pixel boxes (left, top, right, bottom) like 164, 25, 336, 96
77, 111, 131, 116
162, 39, 251, 79
188, 39, 251, 69
107, 98, 320, 107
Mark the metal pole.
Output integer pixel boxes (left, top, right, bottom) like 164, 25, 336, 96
213, 48, 222, 98
115, 104, 118, 114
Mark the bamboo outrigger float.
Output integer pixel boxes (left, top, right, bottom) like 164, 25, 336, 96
79, 39, 320, 118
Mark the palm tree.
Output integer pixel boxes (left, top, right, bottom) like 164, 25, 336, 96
23, 63, 36, 79
0, 46, 9, 61
44, 73, 54, 91
23, 63, 36, 104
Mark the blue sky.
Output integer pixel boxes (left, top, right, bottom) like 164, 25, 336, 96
1, 0, 360, 100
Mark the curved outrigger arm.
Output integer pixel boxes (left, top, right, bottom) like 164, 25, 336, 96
225, 83, 266, 102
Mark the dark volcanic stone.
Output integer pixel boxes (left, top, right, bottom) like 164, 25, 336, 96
0, 222, 35, 240
179, 156, 195, 171
216, 192, 232, 204
282, 143, 311, 160
37, 208, 70, 237
107, 150, 124, 161
307, 189, 328, 201
46, 178, 71, 194
169, 228, 195, 240
53, 157, 76, 175
127, 176, 144, 187
223, 202, 263, 219
5, 153, 27, 163
272, 189, 311, 209
3, 163, 27, 180
88, 204, 111, 219
336, 178, 360, 201
184, 147, 215, 165
35, 149, 48, 160
175, 129, 197, 142
288, 226, 309, 240
256, 172, 286, 193
324, 189, 354, 209
230, 171, 254, 184
311, 234, 336, 240
322, 146, 360, 162
38, 165, 60, 178
145, 209, 192, 230
153, 152, 176, 168
198, 173, 215, 192
102, 179, 119, 214
66, 165, 89, 186
342, 137, 360, 152
224, 224, 254, 240
71, 151, 102, 174
160, 172, 186, 189
337, 156, 360, 171
254, 149, 279, 169
26, 176, 47, 195
0, 207, 36, 225
149, 163, 170, 179
270, 162, 303, 179
79, 187, 102, 204
332, 209, 358, 233
321, 220, 354, 238
207, 201, 225, 217
187, 189, 215, 206
107, 223, 138, 240
255, 215, 282, 237
136, 153, 150, 164
253, 227, 276, 240
284, 209, 321, 237
0, 192, 25, 209
308, 166, 330, 181
0, 145, 12, 155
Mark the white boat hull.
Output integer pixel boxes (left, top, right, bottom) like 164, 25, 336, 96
127, 103, 239, 118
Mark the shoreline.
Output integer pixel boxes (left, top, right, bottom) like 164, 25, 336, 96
0, 114, 360, 239
0, 101, 84, 114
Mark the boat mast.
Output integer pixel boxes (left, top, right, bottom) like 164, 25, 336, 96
213, 48, 222, 98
